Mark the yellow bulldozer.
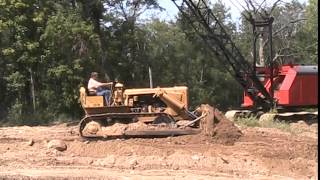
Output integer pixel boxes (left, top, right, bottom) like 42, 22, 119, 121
79, 82, 222, 138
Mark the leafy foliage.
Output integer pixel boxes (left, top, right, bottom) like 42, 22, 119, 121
0, 0, 317, 124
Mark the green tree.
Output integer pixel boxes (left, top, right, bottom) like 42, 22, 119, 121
237, 0, 316, 65
101, 0, 162, 84
0, 0, 54, 123
295, 0, 318, 63
0, 0, 100, 124
40, 10, 100, 119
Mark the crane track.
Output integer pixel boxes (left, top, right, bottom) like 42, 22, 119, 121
226, 110, 318, 125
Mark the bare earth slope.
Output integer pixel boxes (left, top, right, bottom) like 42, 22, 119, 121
0, 122, 317, 180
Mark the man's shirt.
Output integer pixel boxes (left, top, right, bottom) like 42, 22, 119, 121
88, 78, 102, 92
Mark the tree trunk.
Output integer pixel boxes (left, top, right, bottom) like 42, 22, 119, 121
29, 68, 36, 112
148, 66, 153, 88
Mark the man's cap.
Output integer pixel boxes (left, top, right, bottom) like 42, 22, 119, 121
91, 72, 98, 77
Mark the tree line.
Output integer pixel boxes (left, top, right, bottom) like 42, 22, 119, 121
0, 0, 317, 125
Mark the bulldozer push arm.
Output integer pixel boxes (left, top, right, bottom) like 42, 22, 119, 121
153, 88, 198, 121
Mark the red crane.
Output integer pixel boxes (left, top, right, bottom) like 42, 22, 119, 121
171, 0, 318, 120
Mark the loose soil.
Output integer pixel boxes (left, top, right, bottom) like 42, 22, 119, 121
0, 119, 317, 179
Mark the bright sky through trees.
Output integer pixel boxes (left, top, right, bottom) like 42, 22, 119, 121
154, 0, 307, 21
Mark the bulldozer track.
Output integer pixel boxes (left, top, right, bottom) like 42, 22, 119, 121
79, 112, 194, 138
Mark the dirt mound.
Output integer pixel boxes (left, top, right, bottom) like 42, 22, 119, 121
211, 114, 243, 145
200, 104, 242, 145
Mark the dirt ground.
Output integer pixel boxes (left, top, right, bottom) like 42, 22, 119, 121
0, 120, 317, 180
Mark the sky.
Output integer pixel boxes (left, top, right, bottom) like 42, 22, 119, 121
153, 0, 308, 22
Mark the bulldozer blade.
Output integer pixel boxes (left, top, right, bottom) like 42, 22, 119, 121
124, 129, 201, 137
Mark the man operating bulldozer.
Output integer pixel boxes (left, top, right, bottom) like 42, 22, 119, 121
87, 72, 113, 105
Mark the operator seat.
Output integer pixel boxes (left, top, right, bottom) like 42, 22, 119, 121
85, 88, 96, 96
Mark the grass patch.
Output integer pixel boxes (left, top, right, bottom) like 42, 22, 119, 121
302, 108, 318, 112
234, 115, 292, 133
234, 115, 260, 127
260, 119, 291, 132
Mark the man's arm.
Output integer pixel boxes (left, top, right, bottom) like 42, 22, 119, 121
99, 82, 113, 87
88, 79, 112, 90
